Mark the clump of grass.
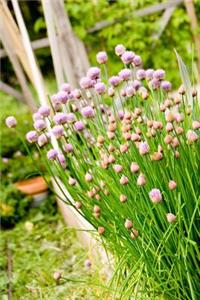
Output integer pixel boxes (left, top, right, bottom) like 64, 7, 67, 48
0, 205, 111, 300
6, 46, 200, 299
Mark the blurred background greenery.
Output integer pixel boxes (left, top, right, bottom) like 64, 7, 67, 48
1, 0, 200, 88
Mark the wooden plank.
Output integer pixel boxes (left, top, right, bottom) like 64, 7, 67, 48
0, 28, 36, 111
184, 0, 200, 77
0, 37, 50, 59
87, 0, 183, 33
0, 0, 35, 85
0, 81, 25, 102
41, 0, 65, 87
152, 6, 176, 41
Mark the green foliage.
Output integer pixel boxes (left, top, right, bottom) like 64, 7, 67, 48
0, 92, 33, 157
0, 185, 32, 228
66, 0, 200, 87
0, 208, 108, 300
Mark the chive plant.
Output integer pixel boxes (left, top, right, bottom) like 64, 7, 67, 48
6, 45, 200, 300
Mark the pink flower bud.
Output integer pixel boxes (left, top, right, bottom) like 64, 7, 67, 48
166, 122, 173, 132
130, 162, 139, 173
26, 131, 38, 143
164, 135, 172, 144
115, 44, 126, 56
130, 229, 139, 240
34, 119, 46, 131
187, 130, 198, 143
98, 226, 105, 235
53, 271, 62, 281
124, 219, 133, 229
85, 173, 93, 182
149, 188, 162, 203
47, 149, 58, 160
38, 106, 50, 117
108, 155, 115, 163
5, 116, 17, 128
96, 51, 108, 64
108, 87, 115, 97
120, 175, 129, 185
120, 194, 127, 203
68, 177, 77, 186
192, 121, 200, 130
131, 133, 140, 142
93, 205, 101, 213
120, 143, 129, 153
168, 180, 177, 190
75, 201, 82, 209
139, 141, 149, 155
113, 164, 123, 173
166, 213, 176, 223
137, 173, 146, 186
38, 133, 49, 147
107, 131, 115, 140
165, 111, 174, 122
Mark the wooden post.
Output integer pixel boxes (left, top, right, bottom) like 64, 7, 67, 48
0, 81, 24, 102
0, 33, 36, 111
41, 0, 65, 88
184, 0, 200, 76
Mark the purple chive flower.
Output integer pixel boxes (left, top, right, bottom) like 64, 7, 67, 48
96, 51, 108, 64
139, 141, 150, 155
63, 143, 73, 153
81, 106, 94, 118
149, 188, 162, 203
74, 120, 85, 131
126, 86, 135, 97
26, 131, 38, 143
115, 44, 126, 56
51, 94, 62, 111
132, 80, 141, 91
2, 157, 9, 163
33, 119, 46, 131
38, 106, 50, 117
153, 69, 165, 80
109, 76, 121, 87
132, 55, 142, 66
146, 69, 154, 80
53, 112, 68, 125
47, 149, 58, 160
79, 77, 93, 89
136, 69, 146, 80
161, 81, 172, 92
149, 78, 161, 90
118, 110, 124, 120
60, 83, 71, 93
66, 113, 75, 123
118, 69, 132, 81
33, 112, 43, 121
87, 67, 100, 80
121, 51, 135, 64
95, 82, 106, 94
145, 69, 154, 80
57, 153, 66, 168
108, 87, 115, 97
52, 125, 64, 139
56, 91, 68, 104
71, 88, 81, 99
5, 116, 17, 128
38, 133, 49, 147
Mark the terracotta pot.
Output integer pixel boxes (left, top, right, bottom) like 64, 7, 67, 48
15, 176, 48, 195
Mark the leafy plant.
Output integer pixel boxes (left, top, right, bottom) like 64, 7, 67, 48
0, 185, 32, 228
16, 47, 200, 299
